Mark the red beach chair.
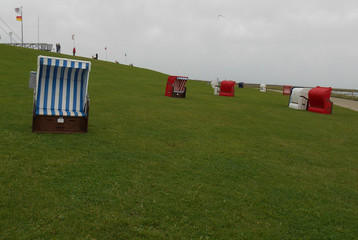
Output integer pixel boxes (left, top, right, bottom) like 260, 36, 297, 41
307, 86, 333, 114
283, 85, 293, 95
219, 81, 235, 97
165, 76, 188, 98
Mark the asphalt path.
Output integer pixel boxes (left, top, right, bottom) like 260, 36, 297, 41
330, 97, 358, 112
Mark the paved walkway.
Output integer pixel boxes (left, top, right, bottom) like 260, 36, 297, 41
330, 97, 358, 112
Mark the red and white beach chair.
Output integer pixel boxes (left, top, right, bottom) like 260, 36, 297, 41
283, 85, 293, 95
165, 76, 188, 98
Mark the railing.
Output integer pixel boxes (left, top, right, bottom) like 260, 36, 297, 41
3, 43, 53, 51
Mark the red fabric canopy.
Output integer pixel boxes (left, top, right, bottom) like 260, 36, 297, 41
308, 86, 333, 114
219, 81, 235, 97
283, 85, 293, 95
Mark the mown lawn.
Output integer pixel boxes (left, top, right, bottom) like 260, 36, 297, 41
1, 44, 358, 239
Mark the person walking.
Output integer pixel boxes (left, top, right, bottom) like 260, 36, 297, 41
73, 47, 76, 56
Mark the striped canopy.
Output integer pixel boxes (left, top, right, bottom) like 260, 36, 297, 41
167, 76, 188, 93
173, 78, 187, 93
34, 56, 91, 116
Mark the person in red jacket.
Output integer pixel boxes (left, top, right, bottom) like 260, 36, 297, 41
73, 47, 76, 56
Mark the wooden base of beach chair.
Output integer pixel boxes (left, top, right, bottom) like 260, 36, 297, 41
32, 115, 88, 133
171, 87, 186, 98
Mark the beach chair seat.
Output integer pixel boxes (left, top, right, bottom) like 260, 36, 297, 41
165, 76, 188, 98
31, 56, 91, 133
238, 82, 244, 88
288, 87, 310, 110
307, 86, 333, 114
219, 81, 235, 97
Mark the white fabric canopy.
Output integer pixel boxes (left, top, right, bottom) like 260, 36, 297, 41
289, 88, 311, 110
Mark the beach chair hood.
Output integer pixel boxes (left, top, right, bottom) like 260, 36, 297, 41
307, 86, 333, 114
219, 81, 235, 97
288, 87, 310, 110
34, 56, 91, 116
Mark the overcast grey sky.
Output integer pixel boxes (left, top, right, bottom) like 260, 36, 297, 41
1, 0, 358, 88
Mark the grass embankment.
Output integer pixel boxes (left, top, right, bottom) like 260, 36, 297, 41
1, 44, 358, 239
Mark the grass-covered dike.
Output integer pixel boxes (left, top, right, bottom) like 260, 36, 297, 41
1, 44, 358, 239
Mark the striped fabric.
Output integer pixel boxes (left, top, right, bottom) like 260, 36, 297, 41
173, 77, 187, 93
34, 56, 91, 116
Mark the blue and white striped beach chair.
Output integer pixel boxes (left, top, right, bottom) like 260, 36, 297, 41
32, 55, 91, 133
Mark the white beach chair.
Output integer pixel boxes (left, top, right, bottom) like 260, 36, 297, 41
211, 79, 220, 95
260, 84, 267, 92
288, 87, 310, 110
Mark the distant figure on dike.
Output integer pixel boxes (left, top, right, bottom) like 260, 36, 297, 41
73, 47, 76, 56
56, 43, 61, 53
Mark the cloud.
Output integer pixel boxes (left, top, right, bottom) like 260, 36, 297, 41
1, 0, 358, 88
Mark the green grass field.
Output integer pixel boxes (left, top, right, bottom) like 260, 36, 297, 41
1, 44, 358, 239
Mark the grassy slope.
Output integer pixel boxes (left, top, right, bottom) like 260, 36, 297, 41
0, 44, 358, 239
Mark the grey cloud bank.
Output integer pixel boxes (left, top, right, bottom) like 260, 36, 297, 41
1, 0, 358, 89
